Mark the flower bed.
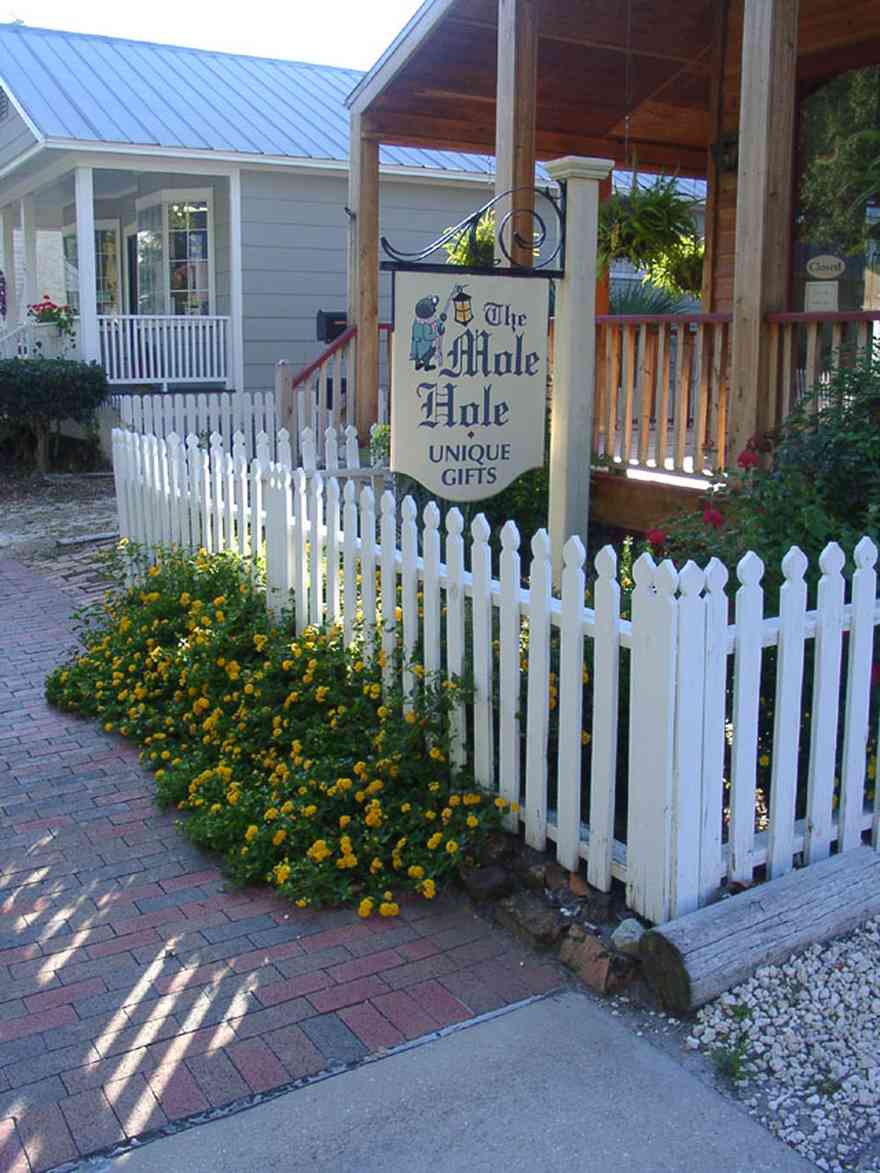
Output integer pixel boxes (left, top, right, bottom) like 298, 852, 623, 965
46, 547, 511, 917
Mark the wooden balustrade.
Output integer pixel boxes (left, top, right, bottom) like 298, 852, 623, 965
765, 312, 880, 422
593, 314, 733, 477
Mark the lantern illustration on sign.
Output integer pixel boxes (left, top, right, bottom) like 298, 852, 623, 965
452, 285, 473, 326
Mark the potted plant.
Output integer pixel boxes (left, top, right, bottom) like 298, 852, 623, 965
26, 296, 78, 359
598, 173, 700, 283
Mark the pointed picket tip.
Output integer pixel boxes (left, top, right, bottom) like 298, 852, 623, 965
655, 558, 679, 596
312, 470, 324, 491
781, 545, 808, 581
277, 426, 290, 443
563, 534, 586, 569
737, 549, 765, 587
381, 489, 396, 515
632, 550, 656, 587
446, 507, 464, 536
530, 527, 550, 559
594, 544, 617, 579
818, 541, 846, 575
423, 500, 440, 528
343, 478, 356, 502
294, 467, 307, 489
471, 513, 491, 543
359, 483, 375, 510
401, 495, 417, 521
344, 425, 358, 441
678, 559, 705, 596
704, 556, 729, 592
166, 431, 180, 446
300, 426, 313, 443
326, 475, 340, 500
854, 534, 878, 569
186, 432, 199, 447
500, 519, 520, 551
209, 430, 223, 447
324, 424, 337, 442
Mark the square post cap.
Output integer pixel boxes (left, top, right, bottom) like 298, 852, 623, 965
544, 157, 614, 183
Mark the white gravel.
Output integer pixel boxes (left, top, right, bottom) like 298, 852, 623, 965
687, 916, 880, 1171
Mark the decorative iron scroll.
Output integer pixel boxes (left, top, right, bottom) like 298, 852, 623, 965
380, 184, 565, 273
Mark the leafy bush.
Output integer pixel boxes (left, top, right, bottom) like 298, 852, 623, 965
609, 280, 691, 316
0, 358, 108, 470
46, 547, 509, 916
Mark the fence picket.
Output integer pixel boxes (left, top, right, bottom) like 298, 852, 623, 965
556, 536, 587, 872
360, 486, 377, 658
379, 492, 397, 692
767, 547, 808, 879
342, 480, 357, 646
446, 509, 466, 770
498, 521, 522, 832
325, 476, 341, 626
672, 560, 706, 917
587, 546, 621, 892
524, 529, 552, 851
471, 514, 494, 792
422, 502, 441, 677
699, 557, 729, 903
839, 536, 877, 852
729, 551, 764, 884
401, 497, 419, 707
292, 469, 308, 635
805, 543, 846, 863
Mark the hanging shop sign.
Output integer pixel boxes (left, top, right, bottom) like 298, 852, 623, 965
390, 270, 551, 500
806, 255, 846, 280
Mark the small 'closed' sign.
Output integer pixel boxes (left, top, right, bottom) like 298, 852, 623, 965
806, 255, 846, 280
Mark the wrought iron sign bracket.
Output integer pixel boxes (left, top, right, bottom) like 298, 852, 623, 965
380, 183, 566, 280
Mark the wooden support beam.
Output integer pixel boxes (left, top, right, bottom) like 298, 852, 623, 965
348, 114, 380, 440
494, 0, 538, 267
729, 0, 799, 463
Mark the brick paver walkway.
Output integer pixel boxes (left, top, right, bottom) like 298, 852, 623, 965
0, 558, 563, 1172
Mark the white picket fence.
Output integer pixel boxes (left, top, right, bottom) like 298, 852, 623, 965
112, 425, 880, 925
114, 390, 278, 460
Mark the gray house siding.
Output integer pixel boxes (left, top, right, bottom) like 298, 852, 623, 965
0, 102, 35, 173
241, 169, 491, 394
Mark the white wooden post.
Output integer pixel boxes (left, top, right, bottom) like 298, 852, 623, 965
2, 204, 19, 324
20, 195, 36, 315
74, 167, 99, 362
544, 156, 614, 583
626, 554, 679, 924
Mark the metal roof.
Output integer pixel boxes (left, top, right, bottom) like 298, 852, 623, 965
0, 22, 496, 175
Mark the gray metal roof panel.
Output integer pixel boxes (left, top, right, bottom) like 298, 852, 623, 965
0, 22, 495, 173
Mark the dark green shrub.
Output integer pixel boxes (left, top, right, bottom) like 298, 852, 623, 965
0, 358, 109, 470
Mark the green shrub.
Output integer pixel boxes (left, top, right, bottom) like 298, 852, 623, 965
0, 358, 108, 470
46, 546, 509, 916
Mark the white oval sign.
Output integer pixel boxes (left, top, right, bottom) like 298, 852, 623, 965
806, 255, 846, 279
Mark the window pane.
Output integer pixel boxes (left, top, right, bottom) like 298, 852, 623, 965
189, 207, 208, 230
188, 230, 207, 260
170, 231, 188, 260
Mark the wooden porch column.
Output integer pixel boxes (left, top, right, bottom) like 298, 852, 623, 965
729, 0, 799, 462
348, 113, 380, 439
74, 167, 99, 362
1, 204, 19, 324
20, 195, 36, 313
494, 0, 538, 267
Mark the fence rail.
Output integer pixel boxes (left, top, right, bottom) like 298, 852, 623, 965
113, 424, 880, 925
765, 311, 880, 420
98, 315, 230, 386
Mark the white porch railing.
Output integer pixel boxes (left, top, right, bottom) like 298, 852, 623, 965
98, 315, 231, 386
0, 322, 38, 359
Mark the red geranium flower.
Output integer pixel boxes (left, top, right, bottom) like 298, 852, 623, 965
646, 528, 667, 548
703, 506, 725, 529
737, 448, 759, 470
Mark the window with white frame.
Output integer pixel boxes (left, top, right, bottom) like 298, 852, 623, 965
63, 223, 121, 315
136, 190, 213, 316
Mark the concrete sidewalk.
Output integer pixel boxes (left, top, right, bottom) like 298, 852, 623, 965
108, 990, 810, 1173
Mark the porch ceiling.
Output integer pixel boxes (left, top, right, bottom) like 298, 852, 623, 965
358, 0, 880, 175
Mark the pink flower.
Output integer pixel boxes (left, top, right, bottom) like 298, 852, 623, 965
703, 506, 725, 529
646, 528, 667, 548
737, 448, 759, 470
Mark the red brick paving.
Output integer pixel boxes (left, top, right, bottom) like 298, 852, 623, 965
0, 557, 564, 1170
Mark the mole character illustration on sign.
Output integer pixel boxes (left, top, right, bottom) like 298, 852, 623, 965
409, 295, 446, 371
408, 284, 474, 372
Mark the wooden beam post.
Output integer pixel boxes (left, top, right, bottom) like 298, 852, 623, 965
729, 0, 799, 463
494, 0, 538, 267
348, 113, 380, 440
545, 156, 614, 585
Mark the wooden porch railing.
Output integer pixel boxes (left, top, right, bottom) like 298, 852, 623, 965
765, 311, 880, 422
275, 323, 391, 466
593, 314, 733, 477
